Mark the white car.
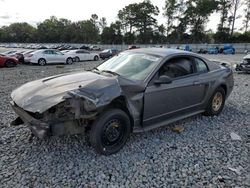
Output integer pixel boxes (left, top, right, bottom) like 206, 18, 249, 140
65, 50, 99, 62
25, 49, 74, 65
89, 45, 101, 51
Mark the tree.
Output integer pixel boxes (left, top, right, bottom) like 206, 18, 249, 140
100, 21, 123, 44
133, 0, 159, 43
163, 0, 178, 36
118, 0, 159, 43
242, 0, 250, 32
184, 0, 218, 43
217, 0, 231, 30
0, 23, 36, 42
99, 17, 107, 31
118, 3, 137, 33
229, 0, 243, 35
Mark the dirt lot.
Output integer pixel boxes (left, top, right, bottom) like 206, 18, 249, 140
0, 53, 249, 187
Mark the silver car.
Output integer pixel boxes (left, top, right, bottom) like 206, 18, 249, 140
25, 49, 74, 65
65, 50, 99, 62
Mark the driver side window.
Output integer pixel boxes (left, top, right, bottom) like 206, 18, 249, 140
159, 57, 194, 79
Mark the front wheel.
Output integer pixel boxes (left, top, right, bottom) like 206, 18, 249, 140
203, 87, 226, 116
38, 58, 46, 66
75, 56, 80, 62
94, 56, 99, 61
90, 109, 131, 155
5, 60, 17, 68
66, 57, 73, 64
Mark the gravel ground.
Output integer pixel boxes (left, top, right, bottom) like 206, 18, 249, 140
0, 56, 250, 187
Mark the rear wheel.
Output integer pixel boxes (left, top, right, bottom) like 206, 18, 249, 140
203, 87, 226, 116
90, 108, 131, 155
38, 58, 46, 66
5, 60, 16, 68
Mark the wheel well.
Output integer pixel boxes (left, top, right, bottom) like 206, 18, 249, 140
220, 84, 227, 95
38, 58, 46, 62
5, 59, 16, 66
108, 96, 134, 128
4, 59, 11, 64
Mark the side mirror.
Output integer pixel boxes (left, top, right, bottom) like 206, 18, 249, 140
154, 75, 172, 85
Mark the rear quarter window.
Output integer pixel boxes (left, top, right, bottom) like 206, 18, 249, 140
195, 58, 209, 73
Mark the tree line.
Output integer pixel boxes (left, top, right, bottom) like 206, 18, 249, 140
0, 0, 250, 44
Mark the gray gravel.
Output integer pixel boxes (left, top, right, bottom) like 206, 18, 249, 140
0, 57, 250, 187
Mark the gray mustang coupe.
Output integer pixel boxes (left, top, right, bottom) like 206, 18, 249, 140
11, 48, 234, 155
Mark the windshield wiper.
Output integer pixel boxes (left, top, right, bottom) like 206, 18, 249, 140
101, 70, 120, 76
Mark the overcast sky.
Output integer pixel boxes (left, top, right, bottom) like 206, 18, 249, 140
0, 0, 245, 32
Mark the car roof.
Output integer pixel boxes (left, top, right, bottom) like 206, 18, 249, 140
127, 48, 194, 57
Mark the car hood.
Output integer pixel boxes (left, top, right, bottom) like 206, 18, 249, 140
11, 71, 144, 113
11, 71, 117, 113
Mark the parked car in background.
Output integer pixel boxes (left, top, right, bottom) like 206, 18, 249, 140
61, 50, 71, 54
197, 48, 208, 54
208, 47, 219, 54
11, 48, 234, 155
58, 45, 78, 51
22, 50, 35, 63
235, 54, 250, 73
0, 55, 19, 68
223, 44, 235, 54
99, 49, 118, 59
25, 49, 74, 65
128, 45, 138, 50
90, 45, 101, 51
14, 51, 25, 63
65, 50, 99, 61
0, 50, 18, 56
178, 45, 192, 51
79, 45, 90, 51
0, 50, 24, 63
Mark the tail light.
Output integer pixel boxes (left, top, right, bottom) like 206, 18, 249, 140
28, 54, 33, 58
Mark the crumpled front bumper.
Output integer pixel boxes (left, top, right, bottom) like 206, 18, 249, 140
10, 101, 50, 139
235, 64, 250, 72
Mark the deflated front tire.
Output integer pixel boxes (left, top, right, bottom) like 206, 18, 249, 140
89, 108, 131, 155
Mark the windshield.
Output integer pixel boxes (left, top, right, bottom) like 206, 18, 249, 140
97, 52, 161, 81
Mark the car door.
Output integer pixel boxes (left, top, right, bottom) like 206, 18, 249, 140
143, 56, 207, 127
76, 50, 87, 61
42, 50, 53, 63
53, 50, 65, 63
84, 51, 92, 60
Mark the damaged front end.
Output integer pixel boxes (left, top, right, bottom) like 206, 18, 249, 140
11, 96, 99, 138
235, 58, 250, 73
10, 72, 126, 138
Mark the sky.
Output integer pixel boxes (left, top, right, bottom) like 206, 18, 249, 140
0, 0, 246, 32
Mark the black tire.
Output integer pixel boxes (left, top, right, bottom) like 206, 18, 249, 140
203, 87, 226, 116
94, 56, 99, 61
66, 57, 73, 64
90, 108, 131, 155
38, 58, 46, 66
75, 56, 80, 62
5, 60, 17, 68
